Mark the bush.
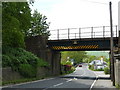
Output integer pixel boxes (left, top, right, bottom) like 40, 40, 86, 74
2, 46, 49, 77
89, 65, 94, 70
104, 67, 110, 74
2, 55, 11, 67
19, 64, 36, 78
37, 59, 49, 67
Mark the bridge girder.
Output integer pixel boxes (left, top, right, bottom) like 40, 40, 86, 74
48, 37, 118, 51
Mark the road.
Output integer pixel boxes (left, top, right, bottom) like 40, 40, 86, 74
3, 63, 97, 90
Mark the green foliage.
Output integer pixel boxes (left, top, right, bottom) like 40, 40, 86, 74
2, 2, 32, 35
2, 2, 32, 48
37, 59, 49, 67
104, 67, 110, 74
2, 2, 50, 49
95, 69, 104, 71
2, 29, 25, 48
89, 65, 94, 70
87, 55, 98, 63
2, 47, 49, 77
116, 84, 120, 90
2, 55, 11, 67
61, 60, 72, 65
89, 65, 104, 71
61, 51, 87, 64
104, 58, 110, 63
19, 64, 36, 78
27, 10, 50, 37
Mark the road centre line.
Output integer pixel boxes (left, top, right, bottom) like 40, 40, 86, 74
53, 83, 63, 87
66, 79, 73, 82
89, 71, 98, 90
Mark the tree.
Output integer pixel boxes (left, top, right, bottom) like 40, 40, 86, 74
2, 2, 32, 35
27, 10, 50, 37
2, 2, 32, 47
87, 55, 97, 63
61, 51, 87, 64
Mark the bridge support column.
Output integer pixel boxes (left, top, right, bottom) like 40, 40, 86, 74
114, 30, 120, 87
109, 52, 115, 83
51, 51, 61, 75
114, 58, 120, 87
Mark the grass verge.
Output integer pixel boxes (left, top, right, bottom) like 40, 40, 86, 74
116, 83, 120, 90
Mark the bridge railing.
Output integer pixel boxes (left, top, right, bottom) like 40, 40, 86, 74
48, 25, 118, 40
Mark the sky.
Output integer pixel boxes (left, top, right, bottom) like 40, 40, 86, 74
30, 0, 119, 39
30, 0, 119, 30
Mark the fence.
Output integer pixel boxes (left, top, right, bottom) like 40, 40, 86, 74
49, 25, 118, 40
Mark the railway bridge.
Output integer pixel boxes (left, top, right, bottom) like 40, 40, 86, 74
48, 25, 118, 51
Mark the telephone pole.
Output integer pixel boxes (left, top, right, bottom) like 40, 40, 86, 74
109, 1, 115, 86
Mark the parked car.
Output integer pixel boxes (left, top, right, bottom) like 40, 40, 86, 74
78, 64, 82, 67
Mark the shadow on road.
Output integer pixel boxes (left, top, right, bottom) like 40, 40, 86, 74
60, 76, 110, 80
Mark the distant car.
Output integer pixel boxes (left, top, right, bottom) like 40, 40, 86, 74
78, 64, 82, 67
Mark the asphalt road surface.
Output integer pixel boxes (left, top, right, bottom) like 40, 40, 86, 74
3, 63, 97, 90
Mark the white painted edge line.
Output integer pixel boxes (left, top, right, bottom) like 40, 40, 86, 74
89, 71, 98, 90
2, 77, 55, 88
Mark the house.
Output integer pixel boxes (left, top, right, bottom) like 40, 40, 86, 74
89, 60, 107, 70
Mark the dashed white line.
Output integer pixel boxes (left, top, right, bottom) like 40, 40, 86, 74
66, 79, 72, 82
53, 83, 63, 87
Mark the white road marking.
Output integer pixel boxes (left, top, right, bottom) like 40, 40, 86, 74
66, 79, 72, 82
53, 83, 63, 87
73, 77, 78, 80
89, 71, 98, 90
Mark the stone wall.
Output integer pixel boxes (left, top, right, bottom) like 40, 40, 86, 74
25, 35, 61, 76
2, 67, 51, 82
2, 35, 61, 82
36, 67, 50, 78
2, 67, 23, 82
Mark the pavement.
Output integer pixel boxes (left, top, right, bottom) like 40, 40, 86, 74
93, 71, 117, 89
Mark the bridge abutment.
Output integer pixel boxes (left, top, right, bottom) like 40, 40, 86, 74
25, 35, 61, 76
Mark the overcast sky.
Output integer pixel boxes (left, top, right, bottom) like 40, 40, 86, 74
30, 0, 119, 30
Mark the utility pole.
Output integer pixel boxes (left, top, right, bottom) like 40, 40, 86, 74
109, 1, 115, 86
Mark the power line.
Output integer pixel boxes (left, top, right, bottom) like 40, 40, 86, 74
80, 0, 108, 5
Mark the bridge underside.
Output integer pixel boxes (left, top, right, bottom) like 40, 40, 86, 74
48, 37, 118, 51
